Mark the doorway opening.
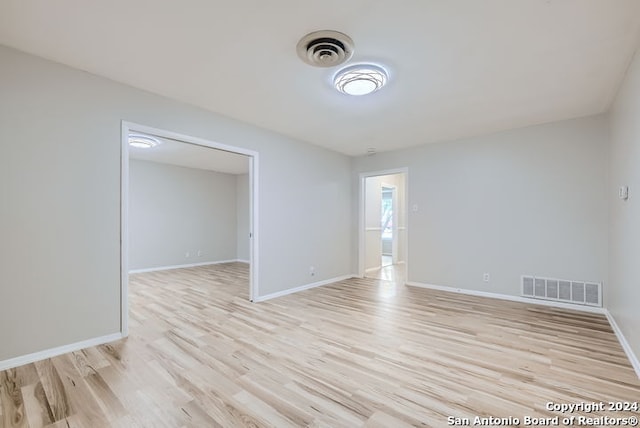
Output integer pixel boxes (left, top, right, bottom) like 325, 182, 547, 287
120, 122, 259, 336
381, 184, 397, 268
359, 169, 408, 285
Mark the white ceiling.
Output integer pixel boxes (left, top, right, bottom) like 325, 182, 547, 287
1, 1, 639, 156
129, 134, 250, 175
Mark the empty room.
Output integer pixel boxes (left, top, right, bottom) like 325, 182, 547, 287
1, 1, 639, 427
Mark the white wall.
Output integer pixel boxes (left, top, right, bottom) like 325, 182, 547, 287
236, 173, 250, 262
0, 45, 352, 362
608, 49, 640, 361
129, 160, 237, 270
364, 176, 382, 271
353, 116, 609, 296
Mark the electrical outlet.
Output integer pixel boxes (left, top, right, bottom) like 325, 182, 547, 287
483, 273, 490, 282
185, 252, 190, 258
197, 250, 202, 257
309, 266, 316, 277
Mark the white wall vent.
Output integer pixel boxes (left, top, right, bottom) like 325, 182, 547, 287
521, 275, 602, 307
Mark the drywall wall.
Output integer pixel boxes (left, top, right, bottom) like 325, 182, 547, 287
353, 116, 609, 297
236, 173, 250, 262
608, 49, 640, 361
129, 160, 237, 270
364, 176, 382, 271
0, 45, 352, 362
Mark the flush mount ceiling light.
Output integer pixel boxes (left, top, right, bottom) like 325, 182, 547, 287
128, 134, 160, 149
334, 64, 388, 96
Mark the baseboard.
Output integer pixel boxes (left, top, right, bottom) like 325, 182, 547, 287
604, 311, 640, 379
236, 259, 250, 264
405, 281, 607, 315
0, 332, 124, 371
254, 274, 355, 302
129, 259, 241, 274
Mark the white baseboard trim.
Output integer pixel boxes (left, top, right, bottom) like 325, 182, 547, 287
604, 311, 640, 379
254, 274, 355, 302
236, 259, 250, 264
0, 332, 124, 371
129, 259, 242, 274
405, 281, 607, 315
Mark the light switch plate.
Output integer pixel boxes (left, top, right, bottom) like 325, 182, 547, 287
619, 186, 629, 200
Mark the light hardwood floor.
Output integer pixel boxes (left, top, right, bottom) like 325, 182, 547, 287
366, 262, 405, 284
1, 263, 639, 427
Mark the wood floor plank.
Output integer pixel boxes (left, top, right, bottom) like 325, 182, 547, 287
364, 410, 415, 428
33, 360, 69, 424
0, 369, 28, 428
1, 262, 639, 427
20, 383, 51, 428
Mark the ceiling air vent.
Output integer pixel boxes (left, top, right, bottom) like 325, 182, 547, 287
296, 30, 354, 68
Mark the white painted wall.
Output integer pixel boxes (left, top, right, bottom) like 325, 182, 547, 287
236, 173, 250, 262
0, 45, 352, 362
353, 116, 609, 297
608, 48, 640, 361
129, 160, 237, 270
365, 176, 382, 271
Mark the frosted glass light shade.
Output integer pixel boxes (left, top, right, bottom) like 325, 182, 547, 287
128, 134, 159, 149
334, 65, 388, 96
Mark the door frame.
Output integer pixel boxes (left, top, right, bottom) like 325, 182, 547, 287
120, 121, 259, 336
358, 167, 408, 278
380, 183, 398, 265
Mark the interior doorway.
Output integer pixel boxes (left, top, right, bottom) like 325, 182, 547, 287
381, 184, 397, 267
120, 121, 259, 337
359, 169, 408, 283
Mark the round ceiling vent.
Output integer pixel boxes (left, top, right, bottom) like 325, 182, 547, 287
296, 30, 354, 68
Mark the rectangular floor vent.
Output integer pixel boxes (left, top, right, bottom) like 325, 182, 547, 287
521, 275, 602, 307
